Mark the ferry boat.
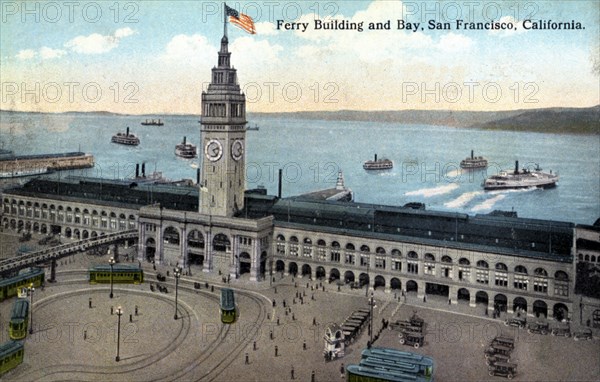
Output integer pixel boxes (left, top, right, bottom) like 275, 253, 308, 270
111, 127, 140, 146
141, 119, 164, 126
175, 136, 197, 159
363, 154, 393, 170
460, 150, 488, 169
483, 161, 558, 190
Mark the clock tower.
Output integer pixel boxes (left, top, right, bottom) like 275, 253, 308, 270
199, 34, 246, 217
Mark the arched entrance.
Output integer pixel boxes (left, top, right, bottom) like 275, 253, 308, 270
315, 266, 326, 280
533, 300, 548, 318
302, 264, 312, 278
553, 303, 569, 322
494, 294, 508, 312
65, 227, 72, 238
457, 288, 470, 303
213, 233, 230, 252
390, 277, 401, 290
82, 230, 89, 239
513, 297, 528, 313
406, 280, 418, 293
239, 252, 251, 275
329, 268, 340, 283
288, 262, 298, 276
475, 291, 489, 305
259, 251, 267, 279
374, 275, 385, 290
187, 230, 205, 265
275, 260, 285, 272
145, 238, 156, 262
359, 273, 370, 288
344, 271, 355, 284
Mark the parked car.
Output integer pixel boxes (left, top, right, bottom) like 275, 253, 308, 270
491, 335, 515, 349
573, 328, 593, 341
488, 362, 517, 379
398, 332, 424, 348
551, 326, 571, 337
504, 317, 527, 328
528, 322, 550, 335
484, 344, 512, 359
486, 353, 511, 366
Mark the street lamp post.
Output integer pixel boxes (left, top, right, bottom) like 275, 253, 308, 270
369, 291, 374, 343
109, 256, 115, 299
174, 267, 181, 320
28, 284, 35, 334
115, 306, 123, 362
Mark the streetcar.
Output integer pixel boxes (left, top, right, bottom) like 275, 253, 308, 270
347, 364, 433, 382
220, 288, 237, 324
9, 299, 29, 340
88, 264, 144, 284
361, 348, 434, 379
0, 341, 24, 376
0, 268, 44, 302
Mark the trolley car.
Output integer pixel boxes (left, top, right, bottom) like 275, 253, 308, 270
9, 299, 29, 340
220, 288, 237, 324
88, 264, 144, 284
346, 364, 432, 382
361, 348, 434, 379
0, 268, 44, 302
0, 341, 24, 376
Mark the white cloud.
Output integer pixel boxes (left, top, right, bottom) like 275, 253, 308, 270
437, 33, 474, 52
230, 36, 283, 68
39, 47, 67, 59
489, 16, 527, 37
16, 49, 36, 60
255, 21, 278, 36
164, 34, 214, 59
65, 28, 137, 54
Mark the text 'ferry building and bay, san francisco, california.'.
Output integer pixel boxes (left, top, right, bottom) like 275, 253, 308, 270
0, 3, 599, 381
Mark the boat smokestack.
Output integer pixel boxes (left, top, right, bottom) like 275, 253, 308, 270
135, 163, 139, 178
471, 150, 474, 159
278, 169, 283, 198
183, 136, 186, 144
126, 126, 129, 136
142, 162, 146, 177
196, 168, 200, 185
514, 160, 519, 174
374, 154, 378, 161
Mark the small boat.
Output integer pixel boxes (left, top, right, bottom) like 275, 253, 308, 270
141, 119, 164, 126
175, 136, 197, 159
460, 150, 488, 169
246, 124, 259, 131
0, 167, 53, 179
483, 161, 558, 190
111, 127, 140, 146
363, 154, 393, 170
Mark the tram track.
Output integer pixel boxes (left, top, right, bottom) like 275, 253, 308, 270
12, 270, 269, 382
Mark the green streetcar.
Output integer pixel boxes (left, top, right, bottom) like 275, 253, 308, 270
0, 341, 24, 376
9, 299, 29, 340
0, 268, 44, 302
88, 264, 144, 284
220, 288, 237, 324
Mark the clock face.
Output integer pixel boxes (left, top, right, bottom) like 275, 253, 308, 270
205, 139, 223, 162
231, 140, 244, 161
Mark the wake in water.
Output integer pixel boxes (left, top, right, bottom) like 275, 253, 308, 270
444, 191, 483, 209
487, 187, 539, 195
471, 194, 506, 212
405, 183, 459, 197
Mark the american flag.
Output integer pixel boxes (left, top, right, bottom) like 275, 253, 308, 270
225, 4, 256, 35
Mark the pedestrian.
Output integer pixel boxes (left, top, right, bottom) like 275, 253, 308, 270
84, 330, 87, 340
129, 314, 133, 322
448, 298, 451, 305
322, 286, 325, 292
274, 287, 277, 294
306, 282, 309, 288
273, 300, 276, 307
88, 297, 92, 308
291, 366, 295, 380
277, 317, 280, 325
338, 285, 341, 292
253, 341, 257, 351
303, 340, 306, 350
283, 299, 286, 307
135, 305, 138, 316
340, 363, 345, 378
270, 330, 273, 340
311, 370, 315, 382
111, 306, 114, 315
292, 313, 295, 321
275, 345, 279, 356
313, 317, 316, 326
245, 352, 249, 364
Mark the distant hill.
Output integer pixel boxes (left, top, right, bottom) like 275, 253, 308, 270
470, 106, 600, 134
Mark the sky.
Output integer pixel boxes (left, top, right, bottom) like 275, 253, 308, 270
1, 0, 599, 114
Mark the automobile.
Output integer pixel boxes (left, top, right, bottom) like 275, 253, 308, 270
398, 332, 424, 348
528, 322, 550, 335
573, 328, 593, 341
389, 320, 422, 333
484, 344, 512, 359
551, 326, 571, 337
486, 353, 511, 366
488, 362, 517, 379
504, 317, 527, 328
491, 336, 515, 349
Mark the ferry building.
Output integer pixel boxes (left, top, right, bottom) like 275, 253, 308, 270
1, 32, 589, 322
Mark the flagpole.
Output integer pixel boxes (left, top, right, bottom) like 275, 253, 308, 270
223, 3, 227, 38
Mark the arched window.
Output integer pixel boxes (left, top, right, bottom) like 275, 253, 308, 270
476, 260, 489, 268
